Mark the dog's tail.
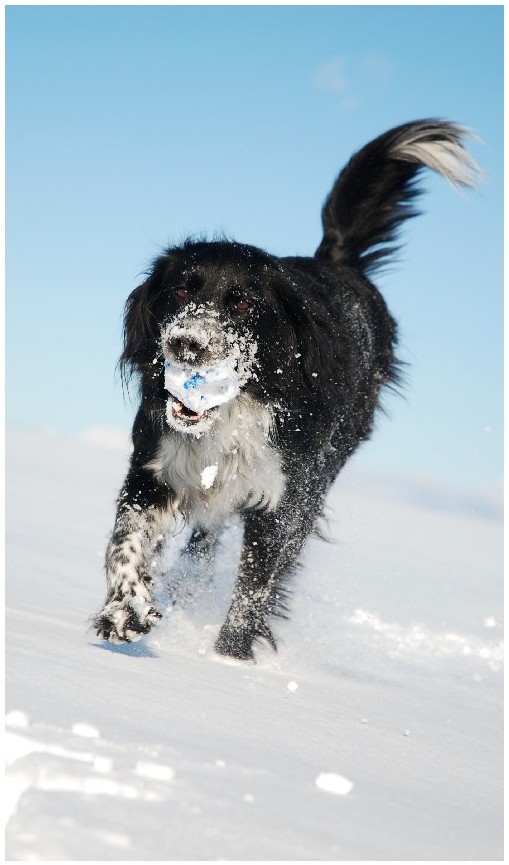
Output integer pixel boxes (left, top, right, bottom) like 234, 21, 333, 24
315, 119, 481, 275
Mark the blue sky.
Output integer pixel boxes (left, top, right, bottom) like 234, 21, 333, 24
6, 5, 503, 490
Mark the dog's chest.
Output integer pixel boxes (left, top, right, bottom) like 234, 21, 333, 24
149, 401, 286, 527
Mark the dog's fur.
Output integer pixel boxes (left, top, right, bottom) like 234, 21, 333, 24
93, 120, 479, 660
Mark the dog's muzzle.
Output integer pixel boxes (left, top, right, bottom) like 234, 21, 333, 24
164, 359, 240, 420
162, 316, 242, 433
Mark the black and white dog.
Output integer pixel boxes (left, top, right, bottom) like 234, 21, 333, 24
93, 120, 478, 660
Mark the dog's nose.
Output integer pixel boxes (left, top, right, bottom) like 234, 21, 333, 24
165, 317, 225, 365
168, 335, 207, 363
173, 336, 202, 355
166, 327, 210, 365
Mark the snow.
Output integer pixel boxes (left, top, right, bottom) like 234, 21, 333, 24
71, 723, 100, 739
164, 359, 240, 413
315, 772, 354, 796
5, 427, 503, 860
134, 761, 176, 782
201, 464, 219, 489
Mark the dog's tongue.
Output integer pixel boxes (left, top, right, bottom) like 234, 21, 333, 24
164, 360, 240, 413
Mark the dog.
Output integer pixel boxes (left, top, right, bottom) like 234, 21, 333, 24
93, 120, 478, 660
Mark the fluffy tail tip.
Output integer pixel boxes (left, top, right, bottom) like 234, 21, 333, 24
390, 121, 483, 191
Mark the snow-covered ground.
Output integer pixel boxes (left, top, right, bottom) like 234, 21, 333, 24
5, 427, 503, 861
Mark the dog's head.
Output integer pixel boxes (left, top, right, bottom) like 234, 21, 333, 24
121, 239, 338, 435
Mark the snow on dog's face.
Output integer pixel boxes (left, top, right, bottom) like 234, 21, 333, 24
161, 303, 257, 436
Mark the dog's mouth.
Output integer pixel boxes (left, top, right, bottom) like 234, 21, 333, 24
169, 395, 214, 425
163, 355, 243, 435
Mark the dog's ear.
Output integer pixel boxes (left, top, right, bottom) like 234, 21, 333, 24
121, 278, 155, 369
119, 256, 171, 383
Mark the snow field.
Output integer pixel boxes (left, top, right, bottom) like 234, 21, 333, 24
5, 428, 503, 860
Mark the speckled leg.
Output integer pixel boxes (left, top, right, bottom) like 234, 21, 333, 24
93, 470, 173, 644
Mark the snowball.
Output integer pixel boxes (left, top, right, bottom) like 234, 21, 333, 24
315, 772, 354, 796
164, 359, 240, 413
287, 681, 299, 692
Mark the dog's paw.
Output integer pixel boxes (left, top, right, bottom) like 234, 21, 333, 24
93, 597, 162, 644
215, 625, 255, 661
215, 619, 277, 661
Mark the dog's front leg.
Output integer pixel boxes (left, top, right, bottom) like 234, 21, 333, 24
93, 468, 173, 644
215, 499, 315, 660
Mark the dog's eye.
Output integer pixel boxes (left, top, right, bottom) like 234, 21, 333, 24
174, 287, 189, 301
232, 298, 252, 313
